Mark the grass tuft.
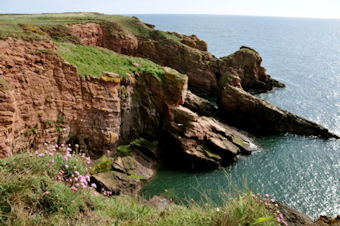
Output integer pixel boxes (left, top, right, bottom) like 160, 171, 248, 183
0, 76, 11, 91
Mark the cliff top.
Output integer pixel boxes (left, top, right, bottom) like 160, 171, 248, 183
0, 12, 180, 42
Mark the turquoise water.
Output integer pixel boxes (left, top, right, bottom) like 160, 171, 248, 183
134, 15, 340, 219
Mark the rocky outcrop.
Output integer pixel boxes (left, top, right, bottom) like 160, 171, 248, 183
217, 65, 339, 138
278, 202, 340, 226
213, 46, 285, 94
167, 32, 208, 51
161, 105, 255, 170
92, 143, 159, 195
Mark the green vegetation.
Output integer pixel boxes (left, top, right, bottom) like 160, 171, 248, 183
117, 144, 134, 155
116, 138, 158, 156
92, 155, 112, 174
24, 124, 39, 136
57, 42, 165, 80
0, 12, 181, 41
55, 115, 64, 132
0, 150, 280, 225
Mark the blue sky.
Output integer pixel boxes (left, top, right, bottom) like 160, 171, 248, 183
1, 0, 340, 19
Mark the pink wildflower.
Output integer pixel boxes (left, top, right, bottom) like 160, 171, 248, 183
276, 217, 281, 223
50, 160, 55, 163
29, 153, 33, 157
38, 153, 45, 157
65, 165, 69, 169
71, 186, 77, 191
63, 156, 68, 161
265, 194, 269, 198
280, 213, 284, 219
75, 171, 80, 176
91, 183, 97, 188
270, 199, 275, 203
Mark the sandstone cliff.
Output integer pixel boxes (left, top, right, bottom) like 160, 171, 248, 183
0, 13, 338, 170
0, 37, 255, 176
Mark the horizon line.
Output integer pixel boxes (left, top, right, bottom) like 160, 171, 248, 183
125, 13, 340, 20
1, 11, 340, 20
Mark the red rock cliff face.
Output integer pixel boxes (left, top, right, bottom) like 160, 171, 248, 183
70, 22, 138, 54
0, 38, 258, 170
0, 39, 187, 159
0, 39, 122, 158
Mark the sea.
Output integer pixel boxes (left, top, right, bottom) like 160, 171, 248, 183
131, 15, 340, 219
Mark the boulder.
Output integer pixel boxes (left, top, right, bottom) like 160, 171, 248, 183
147, 196, 172, 209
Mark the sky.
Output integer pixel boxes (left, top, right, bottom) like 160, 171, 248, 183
1, 0, 340, 19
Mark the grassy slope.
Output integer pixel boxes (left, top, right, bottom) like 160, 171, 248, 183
0, 12, 180, 41
57, 42, 166, 80
0, 151, 279, 225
